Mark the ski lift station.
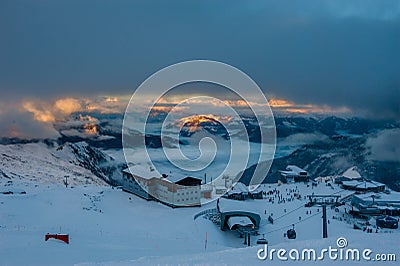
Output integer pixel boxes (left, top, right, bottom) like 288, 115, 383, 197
280, 165, 309, 183
218, 198, 261, 232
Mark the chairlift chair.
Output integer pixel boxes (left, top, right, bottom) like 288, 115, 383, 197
257, 234, 268, 245
287, 224, 297, 239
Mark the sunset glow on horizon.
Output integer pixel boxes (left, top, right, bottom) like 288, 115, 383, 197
17, 94, 352, 125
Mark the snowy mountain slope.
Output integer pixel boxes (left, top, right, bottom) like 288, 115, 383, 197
1, 179, 398, 265
0, 142, 118, 186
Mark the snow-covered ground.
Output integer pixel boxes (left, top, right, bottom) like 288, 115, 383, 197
0, 180, 214, 265
1, 179, 398, 265
115, 234, 399, 265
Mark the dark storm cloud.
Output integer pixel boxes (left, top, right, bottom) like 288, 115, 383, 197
0, 0, 399, 119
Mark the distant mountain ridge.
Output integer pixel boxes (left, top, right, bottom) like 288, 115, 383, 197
179, 115, 230, 140
238, 133, 400, 191
275, 116, 397, 138
1, 115, 398, 189
1, 115, 398, 147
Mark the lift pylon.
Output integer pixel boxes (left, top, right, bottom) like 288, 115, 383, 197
305, 194, 341, 238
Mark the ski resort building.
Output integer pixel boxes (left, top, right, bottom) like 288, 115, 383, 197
351, 191, 400, 216
224, 182, 249, 200
341, 179, 385, 193
280, 165, 309, 182
223, 182, 264, 200
122, 166, 202, 207
334, 166, 363, 184
122, 166, 154, 200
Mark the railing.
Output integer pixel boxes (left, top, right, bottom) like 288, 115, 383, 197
194, 208, 218, 220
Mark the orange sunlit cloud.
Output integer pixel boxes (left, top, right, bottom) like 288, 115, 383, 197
86, 96, 127, 114
78, 114, 98, 123
83, 123, 98, 135
22, 101, 55, 123
268, 99, 294, 108
55, 98, 83, 114
78, 114, 99, 135
268, 98, 351, 115
147, 96, 351, 115
21, 96, 125, 125
105, 97, 118, 103
222, 100, 250, 107
18, 95, 351, 128
149, 105, 188, 116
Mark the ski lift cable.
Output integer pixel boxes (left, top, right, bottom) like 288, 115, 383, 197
265, 185, 348, 234
273, 204, 305, 221
264, 211, 321, 235
274, 186, 347, 221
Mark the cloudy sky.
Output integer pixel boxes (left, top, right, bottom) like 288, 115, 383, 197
0, 0, 399, 137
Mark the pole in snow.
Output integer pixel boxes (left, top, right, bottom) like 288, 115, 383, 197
322, 205, 328, 238
205, 232, 208, 251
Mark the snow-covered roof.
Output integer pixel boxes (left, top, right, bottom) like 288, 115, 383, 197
218, 198, 261, 214
342, 166, 362, 179
280, 165, 307, 176
226, 182, 248, 195
201, 184, 213, 191
354, 191, 400, 204
227, 216, 253, 230
123, 166, 201, 183
342, 180, 385, 189
376, 205, 398, 210
122, 165, 157, 180
248, 184, 265, 193
287, 165, 306, 173
314, 176, 335, 182
166, 173, 202, 183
